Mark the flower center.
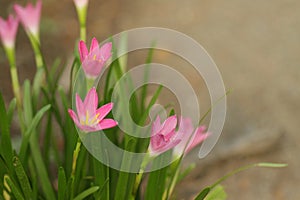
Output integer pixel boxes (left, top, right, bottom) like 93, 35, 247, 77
80, 111, 100, 126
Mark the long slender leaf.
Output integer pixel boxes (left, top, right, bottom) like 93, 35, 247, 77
0, 93, 13, 170
4, 175, 24, 200
145, 150, 172, 200
58, 167, 67, 200
114, 138, 136, 200
19, 104, 51, 162
73, 186, 99, 200
13, 157, 33, 200
7, 98, 17, 126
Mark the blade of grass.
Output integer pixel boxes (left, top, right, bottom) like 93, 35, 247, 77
58, 167, 67, 200
4, 175, 24, 200
7, 98, 16, 126
145, 150, 172, 200
73, 186, 100, 200
0, 93, 13, 171
114, 138, 136, 200
19, 104, 51, 162
12, 157, 33, 200
140, 43, 155, 113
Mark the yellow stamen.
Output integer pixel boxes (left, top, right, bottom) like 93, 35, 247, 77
85, 111, 89, 125
90, 113, 100, 124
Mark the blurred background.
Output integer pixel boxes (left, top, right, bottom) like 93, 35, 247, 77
1, 0, 300, 199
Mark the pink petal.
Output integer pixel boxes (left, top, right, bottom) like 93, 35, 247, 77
0, 15, 19, 48
78, 40, 88, 62
68, 109, 81, 128
97, 119, 118, 130
161, 115, 177, 139
151, 115, 162, 136
13, 0, 41, 36
99, 42, 112, 61
75, 93, 85, 120
186, 126, 209, 153
89, 37, 99, 52
96, 102, 113, 121
83, 87, 98, 115
82, 60, 104, 78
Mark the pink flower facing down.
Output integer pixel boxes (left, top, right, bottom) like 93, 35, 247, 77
68, 87, 118, 132
173, 117, 209, 156
149, 115, 181, 156
78, 37, 112, 79
0, 14, 19, 49
14, 0, 42, 37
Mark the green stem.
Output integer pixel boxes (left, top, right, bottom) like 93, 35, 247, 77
70, 138, 82, 199
4, 47, 25, 133
132, 154, 152, 197
76, 6, 88, 42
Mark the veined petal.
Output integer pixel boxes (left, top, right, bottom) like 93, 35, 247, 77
99, 42, 112, 61
186, 126, 209, 153
152, 115, 162, 136
82, 60, 104, 78
68, 109, 81, 127
97, 119, 118, 130
161, 115, 177, 139
96, 102, 113, 121
75, 94, 85, 120
83, 87, 98, 115
78, 40, 88, 62
89, 37, 99, 52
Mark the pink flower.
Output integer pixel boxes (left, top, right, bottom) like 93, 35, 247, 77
73, 0, 89, 9
0, 14, 19, 49
78, 37, 112, 79
68, 87, 118, 132
173, 117, 209, 156
14, 0, 42, 37
149, 115, 181, 156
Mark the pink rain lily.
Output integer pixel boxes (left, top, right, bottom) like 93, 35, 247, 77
0, 14, 19, 49
73, 0, 89, 9
68, 87, 117, 132
149, 115, 181, 156
78, 37, 112, 78
14, 0, 42, 37
173, 117, 209, 156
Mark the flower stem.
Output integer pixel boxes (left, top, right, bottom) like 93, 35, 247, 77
76, 6, 88, 42
70, 138, 82, 199
4, 47, 25, 133
132, 154, 151, 197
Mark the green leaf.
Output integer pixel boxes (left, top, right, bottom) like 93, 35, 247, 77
257, 162, 288, 168
23, 80, 33, 125
7, 98, 16, 126
4, 175, 25, 200
114, 138, 136, 200
204, 185, 227, 200
19, 104, 51, 162
140, 43, 155, 113
139, 85, 163, 125
145, 150, 172, 200
58, 167, 67, 200
195, 187, 210, 200
0, 93, 13, 169
73, 186, 100, 200
13, 157, 33, 200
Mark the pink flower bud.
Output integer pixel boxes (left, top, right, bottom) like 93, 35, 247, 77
14, 0, 42, 37
0, 15, 19, 49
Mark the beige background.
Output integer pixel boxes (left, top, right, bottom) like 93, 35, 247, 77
1, 0, 300, 199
